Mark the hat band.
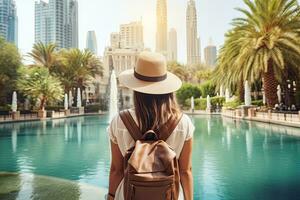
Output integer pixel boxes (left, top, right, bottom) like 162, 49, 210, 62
134, 70, 167, 82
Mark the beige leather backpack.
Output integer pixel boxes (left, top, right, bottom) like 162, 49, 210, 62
120, 110, 182, 200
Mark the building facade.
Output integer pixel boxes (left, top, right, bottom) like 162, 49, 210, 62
120, 21, 143, 49
35, 0, 78, 49
103, 47, 141, 78
186, 0, 201, 66
86, 30, 98, 54
102, 21, 146, 109
167, 28, 177, 62
0, 0, 18, 45
156, 0, 167, 56
204, 44, 217, 67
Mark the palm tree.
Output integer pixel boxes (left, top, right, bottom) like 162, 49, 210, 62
17, 67, 64, 111
57, 49, 103, 92
167, 61, 189, 82
28, 42, 57, 69
214, 0, 300, 107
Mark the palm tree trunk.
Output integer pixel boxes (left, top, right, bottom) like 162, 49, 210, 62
263, 61, 278, 107
238, 79, 244, 102
296, 79, 300, 108
40, 97, 46, 111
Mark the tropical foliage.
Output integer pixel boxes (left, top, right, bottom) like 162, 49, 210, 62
0, 38, 21, 105
168, 61, 213, 83
176, 83, 202, 105
213, 0, 300, 107
184, 97, 225, 110
17, 67, 64, 110
28, 43, 103, 93
199, 81, 216, 97
55, 49, 103, 91
28, 42, 57, 69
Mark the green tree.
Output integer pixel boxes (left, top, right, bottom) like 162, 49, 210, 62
200, 81, 216, 97
0, 38, 21, 105
28, 42, 57, 69
55, 49, 103, 92
17, 67, 64, 110
167, 61, 189, 82
214, 0, 300, 107
176, 83, 201, 105
196, 69, 212, 83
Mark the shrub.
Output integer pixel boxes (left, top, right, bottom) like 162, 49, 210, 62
84, 104, 104, 113
199, 81, 216, 97
45, 106, 64, 111
223, 99, 242, 109
252, 100, 264, 106
211, 97, 225, 106
176, 83, 201, 105
0, 104, 11, 112
184, 96, 225, 110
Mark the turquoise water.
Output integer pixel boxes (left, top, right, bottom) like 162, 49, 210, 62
0, 115, 300, 200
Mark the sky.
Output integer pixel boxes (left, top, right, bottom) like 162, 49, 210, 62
16, 0, 245, 64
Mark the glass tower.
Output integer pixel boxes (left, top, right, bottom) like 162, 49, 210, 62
0, 0, 18, 46
35, 0, 78, 49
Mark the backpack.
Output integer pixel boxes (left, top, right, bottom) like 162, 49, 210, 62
119, 110, 183, 200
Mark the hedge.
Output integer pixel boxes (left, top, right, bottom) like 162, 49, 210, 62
176, 83, 201, 105
184, 97, 225, 110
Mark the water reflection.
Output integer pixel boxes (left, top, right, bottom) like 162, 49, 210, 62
1, 115, 300, 200
193, 115, 300, 200
12, 128, 17, 153
0, 115, 110, 189
65, 122, 68, 141
245, 130, 253, 160
77, 120, 82, 145
207, 118, 211, 135
226, 126, 231, 150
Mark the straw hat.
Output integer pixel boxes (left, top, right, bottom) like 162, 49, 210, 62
119, 51, 182, 95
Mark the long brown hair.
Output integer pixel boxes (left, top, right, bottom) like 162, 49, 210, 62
133, 91, 181, 134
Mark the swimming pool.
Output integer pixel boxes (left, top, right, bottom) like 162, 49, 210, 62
0, 115, 300, 200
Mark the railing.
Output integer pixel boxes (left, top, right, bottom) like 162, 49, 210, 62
222, 108, 300, 124
0, 112, 39, 122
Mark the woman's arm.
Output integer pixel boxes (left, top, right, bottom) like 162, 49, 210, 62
108, 141, 124, 199
179, 139, 193, 200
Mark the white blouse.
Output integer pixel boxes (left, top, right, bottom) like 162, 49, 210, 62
107, 109, 195, 200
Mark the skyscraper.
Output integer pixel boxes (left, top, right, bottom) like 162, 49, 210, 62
0, 0, 18, 46
86, 31, 98, 55
186, 0, 201, 66
110, 32, 120, 49
168, 28, 177, 62
68, 0, 78, 48
156, 0, 167, 56
35, 0, 78, 49
120, 21, 144, 49
204, 39, 217, 67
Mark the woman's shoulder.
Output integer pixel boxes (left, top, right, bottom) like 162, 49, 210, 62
178, 113, 193, 128
110, 109, 136, 129
175, 113, 195, 140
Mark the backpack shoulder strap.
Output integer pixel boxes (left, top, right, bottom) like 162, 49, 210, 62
158, 113, 183, 141
119, 110, 142, 141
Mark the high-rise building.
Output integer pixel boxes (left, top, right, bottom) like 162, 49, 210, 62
204, 40, 217, 67
110, 33, 120, 49
120, 21, 144, 49
156, 0, 167, 56
0, 0, 18, 46
35, 0, 78, 49
167, 28, 177, 62
186, 0, 201, 66
68, 0, 78, 48
86, 31, 98, 54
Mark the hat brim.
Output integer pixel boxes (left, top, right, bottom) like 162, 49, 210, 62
118, 69, 182, 95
